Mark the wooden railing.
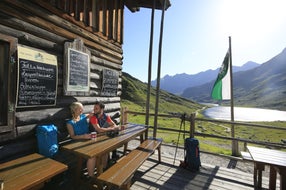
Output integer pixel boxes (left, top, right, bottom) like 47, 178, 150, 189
121, 108, 286, 156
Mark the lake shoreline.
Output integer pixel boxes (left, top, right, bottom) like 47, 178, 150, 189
202, 106, 286, 122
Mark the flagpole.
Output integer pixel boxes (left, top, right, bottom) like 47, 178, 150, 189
229, 36, 238, 156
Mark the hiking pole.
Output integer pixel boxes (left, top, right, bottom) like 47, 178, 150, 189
173, 113, 186, 165
182, 114, 186, 159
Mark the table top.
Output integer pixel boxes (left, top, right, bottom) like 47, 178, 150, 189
0, 153, 68, 190
61, 124, 147, 159
247, 146, 286, 167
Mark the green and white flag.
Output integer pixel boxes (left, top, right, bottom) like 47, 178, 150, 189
211, 50, 231, 100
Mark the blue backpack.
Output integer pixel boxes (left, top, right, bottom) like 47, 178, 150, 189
184, 138, 201, 171
36, 124, 58, 158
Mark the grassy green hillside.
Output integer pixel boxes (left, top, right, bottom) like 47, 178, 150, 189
121, 72, 204, 114
121, 72, 286, 155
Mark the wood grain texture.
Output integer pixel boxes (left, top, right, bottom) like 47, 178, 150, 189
0, 153, 67, 190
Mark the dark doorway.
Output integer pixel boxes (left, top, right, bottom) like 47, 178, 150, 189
0, 41, 9, 126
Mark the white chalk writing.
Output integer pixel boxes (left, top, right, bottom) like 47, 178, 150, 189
17, 58, 57, 107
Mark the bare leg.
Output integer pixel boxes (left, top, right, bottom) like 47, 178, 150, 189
87, 157, 96, 177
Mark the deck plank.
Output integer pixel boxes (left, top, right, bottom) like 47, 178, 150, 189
130, 152, 280, 190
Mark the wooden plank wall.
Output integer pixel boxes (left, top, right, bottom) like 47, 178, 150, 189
0, 0, 124, 161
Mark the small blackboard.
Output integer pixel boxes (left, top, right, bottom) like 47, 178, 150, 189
66, 48, 90, 92
17, 59, 57, 107
16, 46, 57, 107
101, 69, 118, 96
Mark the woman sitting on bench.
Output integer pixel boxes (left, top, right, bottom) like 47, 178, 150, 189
66, 102, 95, 177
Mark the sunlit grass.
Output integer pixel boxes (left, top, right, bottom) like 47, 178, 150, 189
122, 103, 286, 155
121, 72, 286, 155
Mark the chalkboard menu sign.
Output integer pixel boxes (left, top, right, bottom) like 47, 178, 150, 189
66, 48, 90, 92
16, 45, 57, 107
101, 69, 119, 96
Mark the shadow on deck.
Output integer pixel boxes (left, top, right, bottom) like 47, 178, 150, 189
42, 142, 281, 190
130, 152, 280, 190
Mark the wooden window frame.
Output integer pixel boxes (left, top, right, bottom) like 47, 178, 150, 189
0, 33, 17, 138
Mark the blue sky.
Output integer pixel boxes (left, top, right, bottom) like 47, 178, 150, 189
122, 0, 286, 82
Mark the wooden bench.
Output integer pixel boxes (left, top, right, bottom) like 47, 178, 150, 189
0, 153, 68, 190
97, 138, 162, 190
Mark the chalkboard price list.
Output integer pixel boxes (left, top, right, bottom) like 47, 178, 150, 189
101, 69, 118, 96
17, 59, 57, 107
68, 49, 89, 91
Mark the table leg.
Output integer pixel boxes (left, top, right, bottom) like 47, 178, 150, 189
145, 128, 148, 141
254, 162, 265, 190
0, 180, 3, 190
96, 156, 104, 190
76, 156, 83, 187
277, 167, 286, 190
269, 165, 277, 190
254, 163, 257, 188
123, 143, 128, 155
96, 156, 103, 176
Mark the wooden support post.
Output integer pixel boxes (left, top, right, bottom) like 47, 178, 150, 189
120, 107, 124, 125
121, 107, 128, 125
244, 142, 247, 151
190, 113, 195, 138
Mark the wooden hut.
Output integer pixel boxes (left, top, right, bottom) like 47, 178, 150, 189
0, 0, 170, 162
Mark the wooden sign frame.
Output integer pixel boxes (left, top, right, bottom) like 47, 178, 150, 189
66, 48, 90, 92
64, 38, 91, 95
16, 45, 58, 108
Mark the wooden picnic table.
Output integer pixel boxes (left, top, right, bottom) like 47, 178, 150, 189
61, 124, 147, 185
0, 153, 68, 190
247, 146, 286, 190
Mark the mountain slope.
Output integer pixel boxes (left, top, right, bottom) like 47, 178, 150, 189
121, 72, 203, 114
181, 48, 286, 111
151, 61, 259, 94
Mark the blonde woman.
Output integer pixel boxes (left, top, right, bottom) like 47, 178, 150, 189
66, 102, 96, 177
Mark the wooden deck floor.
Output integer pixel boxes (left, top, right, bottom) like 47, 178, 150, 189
130, 154, 280, 190
42, 142, 281, 190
